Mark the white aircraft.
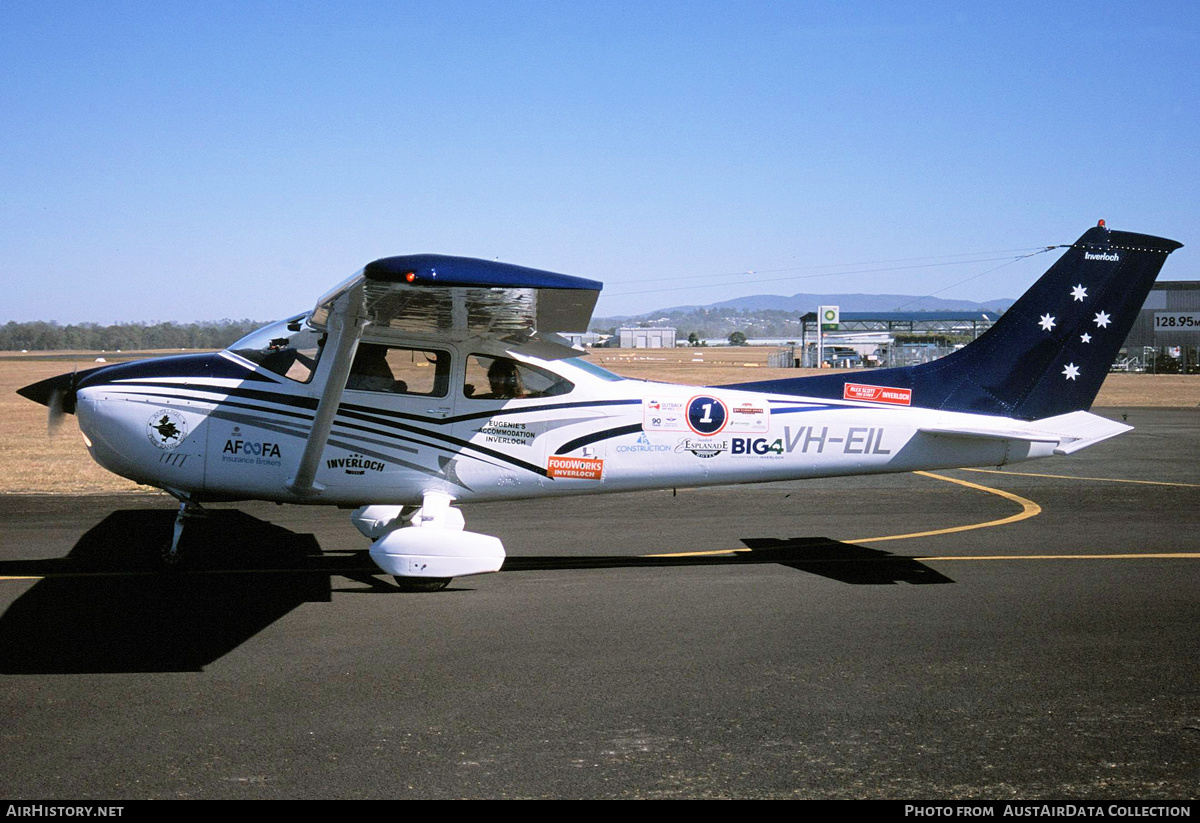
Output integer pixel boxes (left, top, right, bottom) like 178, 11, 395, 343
19, 223, 1182, 590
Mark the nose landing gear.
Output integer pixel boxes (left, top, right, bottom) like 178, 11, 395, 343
162, 494, 207, 567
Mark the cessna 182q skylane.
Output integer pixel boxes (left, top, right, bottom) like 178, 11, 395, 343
18, 224, 1183, 590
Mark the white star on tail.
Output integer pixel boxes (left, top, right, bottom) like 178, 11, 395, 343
1062, 363, 1080, 381
1071, 284, 1088, 301
1080, 333, 1092, 344
1038, 314, 1056, 331
1094, 311, 1111, 328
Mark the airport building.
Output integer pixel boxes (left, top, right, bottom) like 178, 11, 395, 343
562, 331, 607, 348
767, 281, 1198, 371
616, 327, 676, 349
1117, 280, 1200, 372
784, 311, 1000, 368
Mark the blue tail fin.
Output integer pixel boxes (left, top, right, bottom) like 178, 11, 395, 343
725, 224, 1183, 420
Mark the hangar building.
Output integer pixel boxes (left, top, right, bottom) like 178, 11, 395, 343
1118, 280, 1199, 372
775, 281, 1198, 371
616, 327, 676, 349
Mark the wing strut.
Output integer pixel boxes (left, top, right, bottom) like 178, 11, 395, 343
287, 283, 367, 497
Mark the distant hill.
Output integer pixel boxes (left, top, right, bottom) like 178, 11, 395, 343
656, 292, 1014, 315
593, 293, 1014, 339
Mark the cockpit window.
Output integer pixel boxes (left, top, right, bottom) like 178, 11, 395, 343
564, 356, 625, 382
346, 344, 450, 397
229, 315, 324, 383
463, 355, 574, 400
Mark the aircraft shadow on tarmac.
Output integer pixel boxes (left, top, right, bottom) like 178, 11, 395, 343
503, 536, 955, 586
0, 510, 952, 674
0, 509, 353, 674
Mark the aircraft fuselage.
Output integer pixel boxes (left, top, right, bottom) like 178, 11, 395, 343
72, 343, 1054, 508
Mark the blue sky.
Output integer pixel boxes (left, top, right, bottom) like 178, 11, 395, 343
2, 1, 1196, 323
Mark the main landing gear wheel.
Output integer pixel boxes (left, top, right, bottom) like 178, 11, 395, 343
359, 494, 503, 591
393, 576, 452, 593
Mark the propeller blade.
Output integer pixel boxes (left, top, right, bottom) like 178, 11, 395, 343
47, 387, 67, 435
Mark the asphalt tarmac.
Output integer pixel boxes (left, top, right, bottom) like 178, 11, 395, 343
1, 409, 1197, 799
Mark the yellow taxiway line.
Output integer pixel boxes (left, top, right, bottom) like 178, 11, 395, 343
3, 470, 1194, 577
647, 468, 1199, 562
960, 467, 1200, 488
646, 470, 1041, 557
916, 553, 1200, 561
848, 470, 1041, 544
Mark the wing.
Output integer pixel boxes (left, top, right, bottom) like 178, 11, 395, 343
308, 254, 600, 356
288, 254, 602, 496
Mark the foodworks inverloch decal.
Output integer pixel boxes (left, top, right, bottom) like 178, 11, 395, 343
547, 455, 604, 480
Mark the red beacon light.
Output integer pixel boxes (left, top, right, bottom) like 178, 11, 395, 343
405, 271, 417, 283
1097, 219, 1106, 228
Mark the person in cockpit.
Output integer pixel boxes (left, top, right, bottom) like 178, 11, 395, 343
347, 344, 406, 393
487, 358, 526, 399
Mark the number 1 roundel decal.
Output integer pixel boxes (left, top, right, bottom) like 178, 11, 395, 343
686, 395, 728, 435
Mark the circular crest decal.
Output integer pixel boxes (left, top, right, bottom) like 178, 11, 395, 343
686, 395, 728, 436
147, 409, 188, 450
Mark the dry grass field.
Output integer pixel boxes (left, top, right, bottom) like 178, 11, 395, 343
0, 356, 152, 495
1, 350, 1196, 494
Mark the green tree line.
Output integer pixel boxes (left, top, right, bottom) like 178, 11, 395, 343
0, 320, 267, 351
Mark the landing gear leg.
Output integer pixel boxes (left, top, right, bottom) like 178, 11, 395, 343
163, 498, 206, 566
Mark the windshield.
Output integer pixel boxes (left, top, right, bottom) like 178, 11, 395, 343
229, 315, 325, 382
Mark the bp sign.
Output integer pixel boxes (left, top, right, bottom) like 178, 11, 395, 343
819, 305, 840, 331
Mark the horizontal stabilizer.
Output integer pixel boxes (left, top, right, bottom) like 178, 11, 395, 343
918, 425, 1059, 444
919, 411, 1131, 455
1032, 410, 1133, 455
